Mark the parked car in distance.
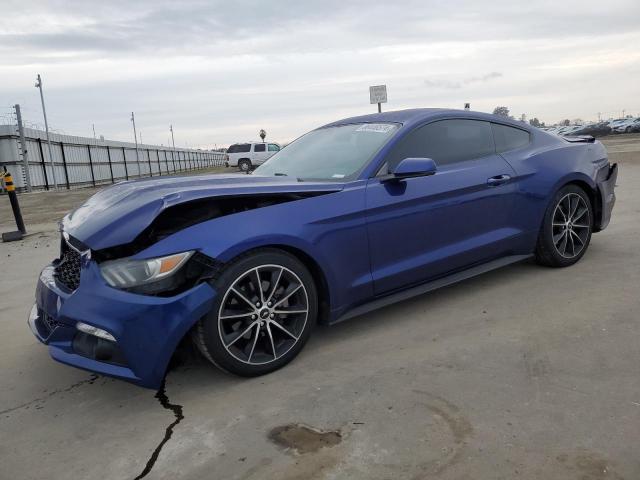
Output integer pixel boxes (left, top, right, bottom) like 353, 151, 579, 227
559, 125, 584, 136
569, 122, 612, 137
612, 117, 640, 134
225, 142, 281, 171
607, 118, 628, 132
28, 108, 618, 389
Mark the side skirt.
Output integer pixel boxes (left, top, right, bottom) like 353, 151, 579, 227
333, 254, 532, 324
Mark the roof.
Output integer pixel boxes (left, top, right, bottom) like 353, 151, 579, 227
321, 108, 532, 131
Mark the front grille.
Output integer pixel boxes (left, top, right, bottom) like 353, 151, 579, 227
54, 246, 82, 291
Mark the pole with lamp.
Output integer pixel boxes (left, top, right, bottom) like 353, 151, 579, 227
35, 74, 58, 189
131, 112, 141, 177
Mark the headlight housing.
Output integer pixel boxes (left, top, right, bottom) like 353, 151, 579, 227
100, 251, 194, 294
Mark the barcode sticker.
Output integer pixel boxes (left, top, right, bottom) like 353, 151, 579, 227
355, 124, 395, 133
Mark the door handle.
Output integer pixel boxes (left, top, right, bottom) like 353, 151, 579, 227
487, 174, 511, 186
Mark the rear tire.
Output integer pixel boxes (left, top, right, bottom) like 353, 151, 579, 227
194, 249, 317, 376
535, 185, 593, 268
238, 159, 252, 172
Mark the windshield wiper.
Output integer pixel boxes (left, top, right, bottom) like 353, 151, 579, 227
273, 172, 304, 181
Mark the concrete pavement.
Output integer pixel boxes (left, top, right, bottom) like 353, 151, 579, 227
1, 163, 639, 479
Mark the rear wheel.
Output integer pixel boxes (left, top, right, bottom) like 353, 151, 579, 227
238, 159, 252, 172
535, 185, 593, 267
194, 249, 317, 376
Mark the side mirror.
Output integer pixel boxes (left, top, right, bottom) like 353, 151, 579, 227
386, 157, 437, 181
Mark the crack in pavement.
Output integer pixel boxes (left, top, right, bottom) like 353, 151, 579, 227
0, 374, 99, 416
133, 378, 185, 480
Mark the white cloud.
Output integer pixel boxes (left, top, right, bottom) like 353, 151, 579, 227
1, 0, 638, 147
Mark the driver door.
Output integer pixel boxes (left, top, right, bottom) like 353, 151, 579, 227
365, 119, 520, 295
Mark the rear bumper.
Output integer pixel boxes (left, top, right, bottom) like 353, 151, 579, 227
29, 262, 215, 388
596, 163, 617, 231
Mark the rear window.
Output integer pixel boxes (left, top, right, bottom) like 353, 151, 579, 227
492, 123, 530, 153
227, 143, 251, 153
254, 143, 266, 152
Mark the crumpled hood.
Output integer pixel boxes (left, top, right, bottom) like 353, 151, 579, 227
62, 173, 342, 250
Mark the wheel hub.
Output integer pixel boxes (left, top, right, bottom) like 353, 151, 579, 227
551, 193, 590, 259
217, 264, 309, 365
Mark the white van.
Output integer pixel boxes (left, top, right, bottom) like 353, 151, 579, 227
225, 142, 281, 171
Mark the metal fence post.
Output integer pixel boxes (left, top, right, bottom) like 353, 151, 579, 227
87, 145, 96, 187
37, 138, 50, 190
147, 149, 152, 177
60, 143, 70, 189
106, 147, 114, 183
122, 147, 129, 180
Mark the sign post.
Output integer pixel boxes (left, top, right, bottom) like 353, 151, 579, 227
369, 85, 387, 113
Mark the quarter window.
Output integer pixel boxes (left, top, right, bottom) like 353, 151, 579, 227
492, 123, 530, 153
383, 119, 495, 172
254, 143, 266, 152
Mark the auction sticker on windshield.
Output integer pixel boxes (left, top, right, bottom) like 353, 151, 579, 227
356, 123, 396, 133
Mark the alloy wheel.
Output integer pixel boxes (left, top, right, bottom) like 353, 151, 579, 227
551, 193, 591, 258
217, 264, 309, 365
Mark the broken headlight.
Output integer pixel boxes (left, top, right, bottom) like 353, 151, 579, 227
100, 251, 194, 294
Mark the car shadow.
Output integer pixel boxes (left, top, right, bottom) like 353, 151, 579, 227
162, 258, 542, 391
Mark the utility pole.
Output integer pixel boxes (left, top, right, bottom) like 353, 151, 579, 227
35, 74, 58, 189
131, 112, 141, 177
170, 124, 176, 150
169, 125, 177, 173
92, 123, 96, 139
14, 104, 32, 192
597, 112, 601, 122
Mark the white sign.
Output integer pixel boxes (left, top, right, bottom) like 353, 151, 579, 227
369, 85, 387, 104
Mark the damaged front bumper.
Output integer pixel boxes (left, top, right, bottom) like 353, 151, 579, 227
29, 261, 215, 389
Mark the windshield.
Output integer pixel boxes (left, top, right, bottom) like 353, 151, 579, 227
254, 123, 399, 181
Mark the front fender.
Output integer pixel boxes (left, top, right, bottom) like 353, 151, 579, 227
131, 185, 373, 318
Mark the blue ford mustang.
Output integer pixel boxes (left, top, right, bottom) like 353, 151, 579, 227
29, 109, 617, 388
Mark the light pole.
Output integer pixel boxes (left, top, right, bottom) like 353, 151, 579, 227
130, 112, 141, 177
35, 74, 58, 189
170, 125, 177, 173
170, 124, 176, 150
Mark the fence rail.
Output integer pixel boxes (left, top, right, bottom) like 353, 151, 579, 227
0, 125, 226, 192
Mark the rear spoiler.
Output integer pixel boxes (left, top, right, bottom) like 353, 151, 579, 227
563, 135, 595, 143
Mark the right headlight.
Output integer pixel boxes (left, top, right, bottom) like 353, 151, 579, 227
100, 251, 194, 292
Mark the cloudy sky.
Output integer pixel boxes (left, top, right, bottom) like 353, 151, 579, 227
1, 0, 639, 148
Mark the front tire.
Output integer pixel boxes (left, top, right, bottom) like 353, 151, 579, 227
194, 249, 317, 376
535, 185, 593, 267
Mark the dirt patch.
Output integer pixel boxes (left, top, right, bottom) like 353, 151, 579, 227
268, 424, 342, 455
556, 450, 625, 480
